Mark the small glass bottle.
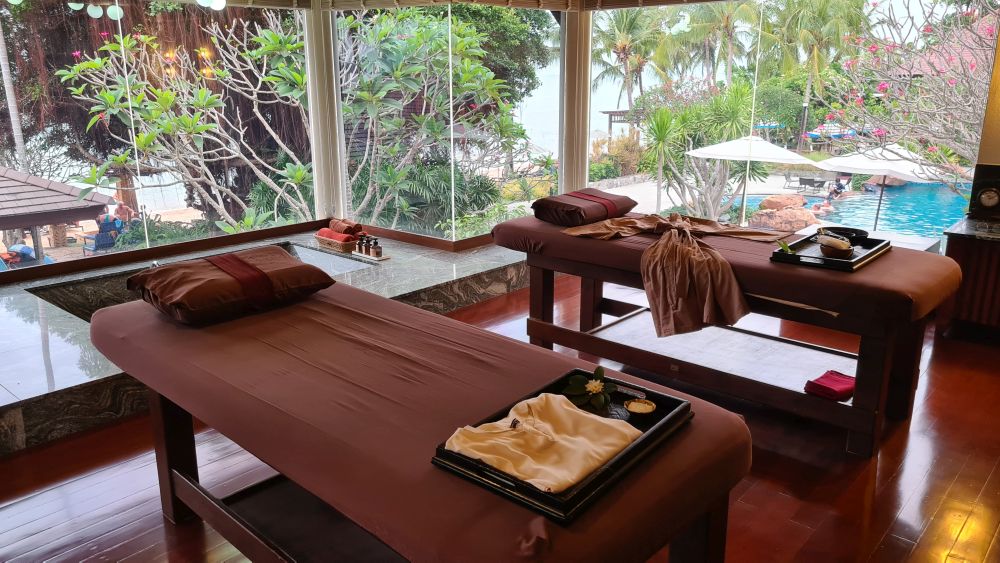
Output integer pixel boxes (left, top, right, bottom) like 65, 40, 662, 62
355, 234, 367, 254
372, 239, 383, 258
362, 237, 372, 255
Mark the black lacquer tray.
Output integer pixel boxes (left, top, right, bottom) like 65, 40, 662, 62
770, 235, 891, 272
432, 369, 693, 524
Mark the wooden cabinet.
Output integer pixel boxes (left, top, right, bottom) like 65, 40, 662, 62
942, 219, 1000, 333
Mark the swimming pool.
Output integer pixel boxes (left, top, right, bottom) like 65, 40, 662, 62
741, 183, 970, 238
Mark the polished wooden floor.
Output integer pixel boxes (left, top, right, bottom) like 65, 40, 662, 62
1, 278, 999, 562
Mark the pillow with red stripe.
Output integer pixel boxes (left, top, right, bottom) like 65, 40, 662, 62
531, 188, 637, 227
126, 245, 333, 325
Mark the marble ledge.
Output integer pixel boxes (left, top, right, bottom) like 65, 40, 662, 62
0, 230, 527, 456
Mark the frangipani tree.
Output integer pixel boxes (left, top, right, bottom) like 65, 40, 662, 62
57, 11, 313, 227
338, 9, 529, 231
832, 0, 998, 179
59, 8, 528, 234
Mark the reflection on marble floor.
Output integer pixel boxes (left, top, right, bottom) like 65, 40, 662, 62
0, 295, 120, 403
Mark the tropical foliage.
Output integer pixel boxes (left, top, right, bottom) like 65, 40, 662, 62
590, 0, 991, 218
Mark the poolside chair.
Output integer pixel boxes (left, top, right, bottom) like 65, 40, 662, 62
83, 216, 125, 256
782, 171, 793, 189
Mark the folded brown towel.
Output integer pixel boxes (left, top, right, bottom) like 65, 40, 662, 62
330, 218, 363, 235
531, 188, 637, 227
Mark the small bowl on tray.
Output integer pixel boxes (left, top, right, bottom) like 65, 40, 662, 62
818, 226, 869, 244
819, 244, 855, 259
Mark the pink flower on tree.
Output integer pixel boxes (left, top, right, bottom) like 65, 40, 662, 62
923, 25, 934, 33
986, 26, 996, 37
948, 78, 958, 86
867, 44, 879, 54
855, 97, 865, 106
928, 146, 939, 153
877, 81, 890, 93
884, 43, 897, 52
72, 50, 82, 60
99, 31, 109, 39
825, 113, 836, 121
873, 128, 887, 137
844, 59, 858, 70
970, 61, 978, 71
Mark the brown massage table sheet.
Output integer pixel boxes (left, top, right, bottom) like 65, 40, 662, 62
91, 283, 751, 563
493, 215, 962, 322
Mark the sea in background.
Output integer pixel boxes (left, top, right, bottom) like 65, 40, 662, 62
516, 60, 638, 157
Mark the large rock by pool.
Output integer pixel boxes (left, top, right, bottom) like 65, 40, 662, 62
749, 207, 820, 232
759, 194, 808, 210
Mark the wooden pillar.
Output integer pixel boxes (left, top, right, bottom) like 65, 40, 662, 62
529, 265, 555, 350
886, 319, 928, 420
846, 330, 895, 457
149, 390, 200, 524
580, 278, 603, 332
559, 11, 592, 194
304, 3, 346, 220
29, 226, 44, 262
670, 494, 729, 563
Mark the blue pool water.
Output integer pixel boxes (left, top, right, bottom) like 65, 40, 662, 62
740, 183, 970, 238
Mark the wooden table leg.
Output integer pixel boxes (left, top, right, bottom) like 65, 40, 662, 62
886, 318, 928, 421
580, 278, 603, 332
846, 331, 895, 457
529, 266, 555, 350
670, 494, 729, 563
149, 389, 200, 524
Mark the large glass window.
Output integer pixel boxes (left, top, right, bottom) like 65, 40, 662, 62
0, 1, 314, 269
588, 0, 997, 240
336, 6, 560, 239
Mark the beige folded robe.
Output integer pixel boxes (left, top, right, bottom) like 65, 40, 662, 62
445, 393, 642, 493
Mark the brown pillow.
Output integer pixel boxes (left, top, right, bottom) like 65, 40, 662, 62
126, 245, 334, 325
531, 188, 638, 227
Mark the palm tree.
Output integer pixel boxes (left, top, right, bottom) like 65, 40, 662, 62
644, 107, 674, 213
0, 6, 27, 168
765, 0, 866, 147
642, 84, 755, 219
0, 4, 29, 250
685, 2, 757, 87
592, 9, 660, 113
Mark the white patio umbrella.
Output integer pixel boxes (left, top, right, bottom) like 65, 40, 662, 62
686, 135, 821, 224
815, 144, 941, 229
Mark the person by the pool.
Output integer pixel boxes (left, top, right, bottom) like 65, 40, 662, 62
827, 179, 847, 201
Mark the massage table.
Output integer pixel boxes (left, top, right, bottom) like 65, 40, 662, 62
91, 282, 751, 562
492, 216, 963, 457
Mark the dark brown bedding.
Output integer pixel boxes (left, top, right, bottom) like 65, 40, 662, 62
91, 283, 751, 563
492, 215, 962, 322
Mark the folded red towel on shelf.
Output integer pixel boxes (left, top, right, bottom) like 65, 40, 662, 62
804, 370, 856, 401
330, 218, 363, 235
321, 231, 357, 243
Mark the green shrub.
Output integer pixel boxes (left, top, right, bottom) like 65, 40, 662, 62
114, 217, 215, 250
588, 160, 621, 182
437, 203, 529, 239
851, 174, 872, 191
